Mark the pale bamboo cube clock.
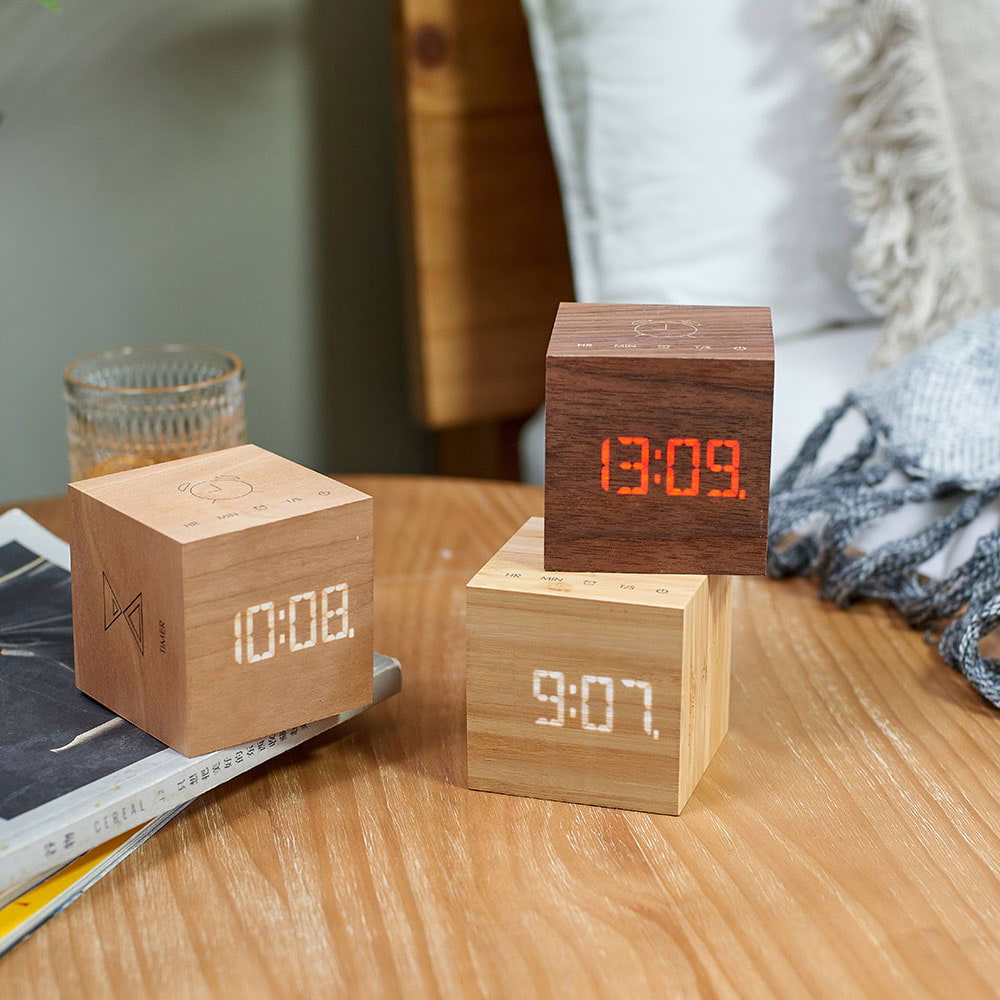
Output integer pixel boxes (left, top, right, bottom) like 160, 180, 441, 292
466, 518, 732, 815
69, 444, 373, 755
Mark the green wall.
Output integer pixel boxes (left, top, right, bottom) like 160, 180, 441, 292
0, 0, 431, 502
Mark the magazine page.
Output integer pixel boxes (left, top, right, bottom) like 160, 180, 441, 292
0, 805, 187, 957
0, 509, 166, 818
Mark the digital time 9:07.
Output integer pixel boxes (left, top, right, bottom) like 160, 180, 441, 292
601, 436, 744, 499
533, 669, 659, 740
232, 583, 353, 664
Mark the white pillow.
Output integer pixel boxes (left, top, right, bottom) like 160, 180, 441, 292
520, 0, 870, 337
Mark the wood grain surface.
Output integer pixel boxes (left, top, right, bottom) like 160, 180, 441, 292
545, 303, 774, 576
394, 0, 573, 429
4, 478, 1000, 999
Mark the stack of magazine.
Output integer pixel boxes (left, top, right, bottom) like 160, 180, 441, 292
0, 509, 401, 955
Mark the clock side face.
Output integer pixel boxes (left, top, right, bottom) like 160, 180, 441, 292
544, 355, 773, 575
466, 591, 684, 814
181, 501, 374, 747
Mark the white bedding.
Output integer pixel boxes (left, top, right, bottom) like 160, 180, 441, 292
520, 0, 869, 337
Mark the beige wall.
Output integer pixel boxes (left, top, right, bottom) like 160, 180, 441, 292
0, 0, 430, 502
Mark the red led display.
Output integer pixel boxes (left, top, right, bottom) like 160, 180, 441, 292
600, 437, 744, 499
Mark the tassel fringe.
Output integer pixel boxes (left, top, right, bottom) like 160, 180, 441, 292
812, 0, 983, 365
768, 399, 1000, 707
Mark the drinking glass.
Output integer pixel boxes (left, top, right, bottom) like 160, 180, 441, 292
64, 344, 246, 480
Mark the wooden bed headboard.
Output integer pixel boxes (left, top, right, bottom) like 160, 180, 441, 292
394, 0, 573, 438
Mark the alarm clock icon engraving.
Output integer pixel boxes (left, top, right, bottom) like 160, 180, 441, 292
178, 475, 254, 502
631, 319, 700, 340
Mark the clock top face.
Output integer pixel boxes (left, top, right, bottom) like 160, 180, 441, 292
546, 302, 774, 362
69, 444, 369, 543
468, 518, 706, 609
543, 302, 774, 575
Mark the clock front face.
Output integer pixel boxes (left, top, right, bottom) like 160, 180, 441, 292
182, 503, 374, 739
466, 597, 685, 814
544, 356, 773, 575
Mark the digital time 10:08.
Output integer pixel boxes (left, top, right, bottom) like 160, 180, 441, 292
533, 669, 659, 740
232, 583, 353, 664
601, 436, 744, 498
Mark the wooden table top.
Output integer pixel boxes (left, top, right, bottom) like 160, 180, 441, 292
4, 477, 999, 998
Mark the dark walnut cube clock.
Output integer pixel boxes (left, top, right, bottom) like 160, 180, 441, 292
545, 302, 774, 575
69, 444, 373, 756
467, 517, 732, 815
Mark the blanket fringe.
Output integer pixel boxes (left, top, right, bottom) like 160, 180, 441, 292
812, 0, 983, 365
768, 399, 1000, 706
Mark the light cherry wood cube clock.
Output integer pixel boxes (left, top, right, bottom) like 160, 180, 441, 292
467, 517, 732, 815
69, 444, 373, 755
545, 302, 774, 575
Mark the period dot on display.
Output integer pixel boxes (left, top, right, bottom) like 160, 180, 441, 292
653, 474, 661, 485
569, 707, 577, 719
654, 449, 662, 460
569, 684, 577, 695
279, 634, 286, 645
278, 609, 286, 621
653, 730, 659, 740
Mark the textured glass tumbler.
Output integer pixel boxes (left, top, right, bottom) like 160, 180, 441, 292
65, 345, 246, 481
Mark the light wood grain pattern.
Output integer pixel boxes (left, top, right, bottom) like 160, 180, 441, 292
394, 0, 573, 428
679, 574, 732, 810
467, 517, 731, 814
545, 302, 775, 575
68, 446, 373, 754
4, 478, 1000, 998
468, 515, 712, 607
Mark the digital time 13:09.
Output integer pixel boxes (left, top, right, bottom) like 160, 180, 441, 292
232, 583, 353, 664
533, 670, 659, 740
601, 436, 744, 498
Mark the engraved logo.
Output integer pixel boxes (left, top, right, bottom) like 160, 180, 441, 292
103, 571, 143, 654
178, 475, 254, 502
631, 319, 701, 340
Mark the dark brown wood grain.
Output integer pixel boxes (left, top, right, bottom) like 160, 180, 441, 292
544, 303, 774, 574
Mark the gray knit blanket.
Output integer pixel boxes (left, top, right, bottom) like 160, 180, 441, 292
768, 310, 1000, 707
